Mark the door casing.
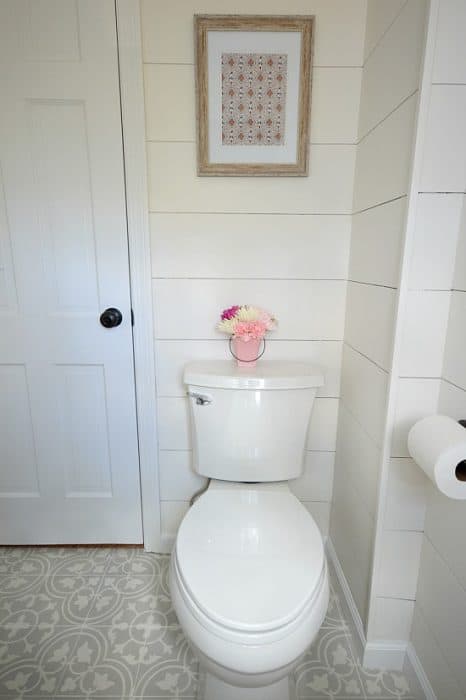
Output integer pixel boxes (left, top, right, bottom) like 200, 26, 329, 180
115, 0, 161, 552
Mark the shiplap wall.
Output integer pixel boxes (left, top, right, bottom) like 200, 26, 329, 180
329, 0, 427, 629
140, 0, 366, 547
408, 1, 466, 696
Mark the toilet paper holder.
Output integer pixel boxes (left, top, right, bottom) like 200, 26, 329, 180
457, 420, 466, 482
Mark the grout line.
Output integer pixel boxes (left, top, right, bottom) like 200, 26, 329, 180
344, 341, 390, 374
423, 531, 466, 597
441, 376, 466, 393
147, 138, 358, 146
414, 601, 462, 699
362, 0, 409, 65
347, 279, 397, 291
149, 211, 352, 216
419, 190, 466, 194
153, 338, 343, 343
431, 81, 466, 86
157, 394, 339, 400
143, 61, 363, 69
353, 194, 406, 216
152, 276, 347, 281
356, 90, 419, 146
408, 286, 454, 292
158, 394, 339, 400
338, 403, 383, 454
384, 527, 425, 534
398, 374, 442, 380
158, 447, 337, 453
154, 338, 344, 342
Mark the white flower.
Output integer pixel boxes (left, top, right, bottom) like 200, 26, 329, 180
235, 305, 261, 322
217, 318, 237, 334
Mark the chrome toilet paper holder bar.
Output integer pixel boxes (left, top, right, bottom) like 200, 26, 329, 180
456, 421, 466, 482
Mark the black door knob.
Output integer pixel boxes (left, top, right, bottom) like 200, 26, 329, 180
100, 307, 123, 328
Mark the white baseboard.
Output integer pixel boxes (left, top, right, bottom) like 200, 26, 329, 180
325, 538, 366, 652
363, 641, 407, 671
159, 533, 175, 554
326, 538, 434, 689
406, 642, 437, 700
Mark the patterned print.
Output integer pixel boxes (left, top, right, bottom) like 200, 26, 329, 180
222, 53, 287, 145
0, 546, 422, 699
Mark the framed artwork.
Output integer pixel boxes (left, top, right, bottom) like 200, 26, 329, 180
195, 15, 314, 177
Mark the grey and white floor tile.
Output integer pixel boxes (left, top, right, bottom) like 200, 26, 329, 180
0, 547, 423, 699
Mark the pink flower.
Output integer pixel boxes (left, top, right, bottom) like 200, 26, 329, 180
258, 309, 277, 330
233, 320, 268, 341
221, 305, 240, 320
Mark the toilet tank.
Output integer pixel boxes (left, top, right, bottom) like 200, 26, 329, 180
184, 361, 324, 482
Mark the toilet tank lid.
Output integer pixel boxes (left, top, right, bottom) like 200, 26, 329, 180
184, 360, 324, 390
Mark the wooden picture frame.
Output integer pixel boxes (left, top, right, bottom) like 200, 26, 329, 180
195, 15, 314, 176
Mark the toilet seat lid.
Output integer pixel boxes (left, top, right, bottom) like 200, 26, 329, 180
175, 486, 325, 633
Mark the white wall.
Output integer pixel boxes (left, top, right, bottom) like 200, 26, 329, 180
140, 0, 367, 548
330, 0, 427, 629
408, 1, 466, 697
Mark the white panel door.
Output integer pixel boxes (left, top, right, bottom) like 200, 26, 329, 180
0, 0, 143, 543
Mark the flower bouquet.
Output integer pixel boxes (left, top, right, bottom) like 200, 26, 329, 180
217, 305, 277, 367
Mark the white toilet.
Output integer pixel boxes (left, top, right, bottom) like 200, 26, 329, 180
169, 361, 329, 700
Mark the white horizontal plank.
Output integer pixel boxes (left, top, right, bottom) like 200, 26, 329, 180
157, 396, 339, 452
384, 458, 427, 532
335, 403, 380, 518
432, 0, 466, 84
391, 378, 441, 458
376, 530, 423, 600
340, 343, 389, 448
159, 450, 206, 501
345, 281, 397, 371
416, 536, 466, 692
147, 142, 356, 215
424, 486, 466, 592
140, 0, 366, 67
154, 339, 342, 398
144, 64, 194, 142
153, 278, 347, 340
443, 292, 466, 392
410, 193, 462, 291
363, 0, 405, 61
353, 96, 416, 212
399, 290, 450, 378
307, 66, 362, 144
160, 500, 189, 537
411, 605, 466, 700
371, 597, 415, 642
306, 398, 339, 451
290, 451, 334, 501
453, 199, 466, 292
302, 501, 331, 536
358, 0, 425, 139
420, 85, 466, 194
350, 197, 406, 288
150, 212, 350, 280
144, 64, 361, 145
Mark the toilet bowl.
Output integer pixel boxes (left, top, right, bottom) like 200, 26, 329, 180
171, 361, 329, 699
170, 481, 329, 700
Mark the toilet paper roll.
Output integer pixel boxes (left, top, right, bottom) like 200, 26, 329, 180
408, 415, 466, 500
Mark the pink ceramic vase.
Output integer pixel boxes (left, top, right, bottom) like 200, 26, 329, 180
231, 336, 262, 368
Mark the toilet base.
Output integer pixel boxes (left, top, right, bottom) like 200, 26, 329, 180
198, 669, 297, 700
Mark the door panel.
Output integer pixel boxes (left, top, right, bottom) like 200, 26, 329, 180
0, 364, 39, 495
0, 0, 143, 543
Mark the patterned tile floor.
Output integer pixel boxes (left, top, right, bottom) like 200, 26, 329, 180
0, 547, 423, 699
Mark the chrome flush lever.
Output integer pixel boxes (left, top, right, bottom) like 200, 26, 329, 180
187, 391, 212, 406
